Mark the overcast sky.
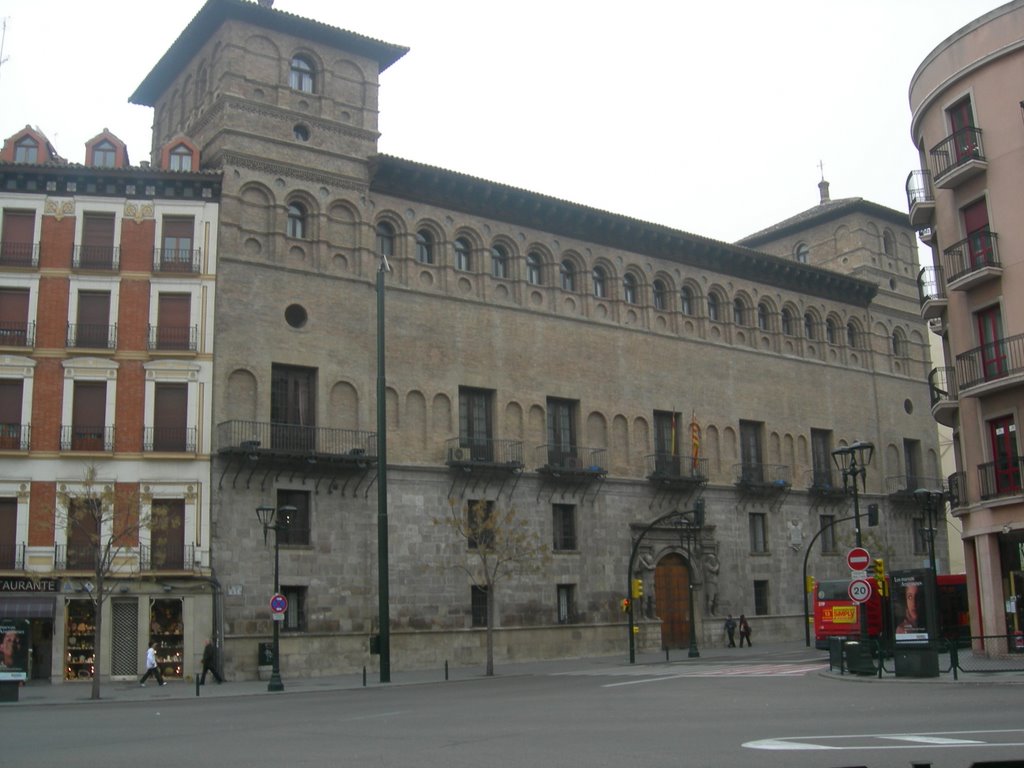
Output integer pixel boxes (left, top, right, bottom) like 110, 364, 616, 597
0, 0, 1003, 243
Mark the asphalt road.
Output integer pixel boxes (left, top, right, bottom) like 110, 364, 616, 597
7, 655, 1022, 768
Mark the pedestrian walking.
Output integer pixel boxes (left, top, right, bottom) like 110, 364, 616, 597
723, 614, 736, 647
200, 638, 223, 684
738, 614, 752, 647
139, 642, 166, 687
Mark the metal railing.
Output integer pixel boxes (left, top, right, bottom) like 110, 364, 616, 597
73, 244, 120, 270
947, 471, 965, 510
732, 462, 792, 488
147, 324, 199, 351
445, 437, 523, 466
951, 634, 1024, 673
0, 321, 35, 347
60, 425, 115, 452
0, 423, 30, 451
928, 366, 957, 407
0, 241, 39, 267
66, 323, 117, 349
929, 126, 985, 180
143, 426, 198, 453
0, 542, 25, 570
217, 419, 377, 458
153, 248, 201, 273
803, 467, 843, 495
905, 169, 934, 209
54, 544, 99, 571
139, 543, 195, 571
535, 445, 607, 473
978, 458, 1023, 500
644, 452, 708, 482
941, 231, 1000, 285
885, 474, 945, 497
916, 265, 946, 306
956, 332, 1024, 391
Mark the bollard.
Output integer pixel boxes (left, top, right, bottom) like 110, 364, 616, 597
196, 675, 200, 697
445, 660, 449, 681
362, 666, 366, 687
665, 648, 669, 662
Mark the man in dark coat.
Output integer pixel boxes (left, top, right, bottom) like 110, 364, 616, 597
200, 638, 224, 684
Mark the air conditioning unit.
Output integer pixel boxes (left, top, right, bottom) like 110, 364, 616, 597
447, 446, 471, 463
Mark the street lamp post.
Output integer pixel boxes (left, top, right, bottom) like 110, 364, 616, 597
375, 249, 391, 683
831, 441, 874, 641
256, 504, 295, 693
914, 487, 944, 648
674, 513, 702, 658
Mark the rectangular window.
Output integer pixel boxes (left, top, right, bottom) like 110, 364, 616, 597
903, 438, 921, 490
546, 397, 578, 467
151, 500, 186, 569
152, 383, 188, 451
740, 420, 764, 484
1, 209, 36, 266
819, 514, 836, 554
66, 499, 100, 569
155, 294, 192, 350
962, 198, 993, 269
271, 364, 316, 450
75, 290, 112, 348
0, 379, 24, 450
988, 416, 1020, 496
471, 585, 488, 627
0, 287, 30, 347
948, 97, 977, 163
810, 428, 833, 488
79, 212, 116, 269
557, 584, 575, 624
749, 512, 767, 554
467, 499, 494, 550
753, 580, 770, 616
276, 489, 311, 546
71, 380, 107, 450
0, 497, 17, 569
552, 503, 576, 551
653, 410, 682, 475
976, 305, 1006, 383
160, 216, 196, 272
282, 586, 307, 631
459, 387, 494, 461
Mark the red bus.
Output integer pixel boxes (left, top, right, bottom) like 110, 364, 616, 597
813, 578, 884, 649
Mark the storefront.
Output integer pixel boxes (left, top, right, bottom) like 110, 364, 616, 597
0, 576, 57, 681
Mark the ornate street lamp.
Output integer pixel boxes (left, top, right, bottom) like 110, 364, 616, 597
674, 505, 704, 659
831, 441, 874, 640
256, 503, 295, 693
914, 487, 945, 648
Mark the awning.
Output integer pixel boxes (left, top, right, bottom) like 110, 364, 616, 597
0, 596, 56, 619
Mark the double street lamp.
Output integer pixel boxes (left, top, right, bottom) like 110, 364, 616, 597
831, 441, 874, 641
673, 510, 703, 659
914, 487, 945, 648
256, 503, 296, 693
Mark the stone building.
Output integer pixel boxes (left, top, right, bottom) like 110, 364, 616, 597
120, 0, 947, 678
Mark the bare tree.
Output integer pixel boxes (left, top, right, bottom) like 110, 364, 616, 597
436, 499, 549, 676
54, 465, 147, 700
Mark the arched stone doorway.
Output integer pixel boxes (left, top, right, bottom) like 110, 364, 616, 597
655, 552, 694, 649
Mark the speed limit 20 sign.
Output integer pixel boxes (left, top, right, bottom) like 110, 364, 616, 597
848, 578, 872, 604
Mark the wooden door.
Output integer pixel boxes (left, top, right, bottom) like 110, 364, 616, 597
655, 553, 692, 649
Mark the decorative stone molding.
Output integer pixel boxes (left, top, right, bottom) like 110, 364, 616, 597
43, 198, 75, 221
124, 200, 156, 223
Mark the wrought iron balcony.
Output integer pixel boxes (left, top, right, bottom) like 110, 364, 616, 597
733, 462, 791, 491
140, 543, 195, 571
885, 474, 945, 501
956, 332, 1024, 393
445, 437, 523, 469
60, 425, 115, 452
55, 544, 99, 571
905, 169, 935, 228
928, 367, 958, 427
143, 426, 198, 453
947, 471, 965, 511
916, 266, 947, 321
536, 445, 607, 475
147, 324, 199, 351
0, 542, 25, 570
217, 419, 377, 461
0, 320, 35, 348
0, 241, 39, 267
153, 248, 201, 274
978, 458, 1023, 501
942, 232, 1001, 290
930, 126, 987, 188
645, 452, 708, 485
804, 467, 844, 496
73, 244, 120, 270
0, 423, 30, 451
67, 323, 117, 349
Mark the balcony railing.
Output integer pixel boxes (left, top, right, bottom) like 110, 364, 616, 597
956, 332, 1024, 392
0, 541, 25, 570
54, 544, 99, 571
147, 324, 199, 351
733, 462, 791, 489
73, 244, 120, 270
60, 425, 115, 452
885, 474, 945, 499
0, 320, 35, 347
645, 452, 708, 483
0, 241, 39, 267
941, 232, 1001, 289
978, 458, 1023, 501
143, 426, 198, 453
217, 420, 377, 460
67, 323, 117, 349
928, 366, 958, 427
140, 543, 195, 571
535, 445, 607, 475
916, 266, 947, 320
905, 169, 935, 227
804, 467, 844, 496
0, 423, 31, 451
445, 437, 524, 468
930, 126, 986, 187
947, 471, 965, 510
153, 248, 201, 274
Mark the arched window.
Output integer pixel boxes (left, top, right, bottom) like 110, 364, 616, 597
781, 308, 794, 336
846, 322, 858, 349
892, 330, 904, 356
93, 140, 116, 168
707, 293, 719, 322
592, 266, 607, 298
376, 222, 395, 257
680, 286, 694, 316
653, 279, 667, 311
491, 245, 509, 279
287, 202, 307, 239
796, 243, 810, 264
804, 312, 816, 340
560, 260, 576, 291
826, 318, 837, 344
169, 144, 193, 171
733, 298, 746, 325
883, 231, 895, 257
14, 136, 38, 164
454, 237, 472, 271
757, 303, 770, 331
415, 230, 434, 264
526, 252, 542, 285
623, 273, 638, 305
289, 55, 315, 93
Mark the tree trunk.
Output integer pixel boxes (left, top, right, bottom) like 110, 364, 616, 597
485, 580, 495, 676
90, 572, 104, 700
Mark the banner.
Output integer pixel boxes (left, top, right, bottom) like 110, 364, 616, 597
891, 569, 936, 645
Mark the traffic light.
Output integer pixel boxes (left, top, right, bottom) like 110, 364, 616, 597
867, 503, 879, 527
631, 578, 644, 599
620, 597, 631, 613
805, 575, 815, 594
872, 558, 887, 596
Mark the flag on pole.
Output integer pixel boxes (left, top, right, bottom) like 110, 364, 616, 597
690, 411, 701, 472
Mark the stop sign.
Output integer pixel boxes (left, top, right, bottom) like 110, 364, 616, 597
846, 547, 871, 571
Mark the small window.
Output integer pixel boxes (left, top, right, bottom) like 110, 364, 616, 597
826, 318, 837, 345
781, 308, 794, 336
281, 585, 307, 631
491, 246, 509, 279
623, 274, 638, 305
92, 140, 116, 168
287, 203, 307, 239
883, 231, 895, 257
753, 580, 770, 616
592, 266, 607, 298
757, 303, 770, 331
733, 298, 745, 326
14, 136, 38, 164
846, 322, 858, 348
680, 286, 693, 316
749, 513, 767, 553
804, 313, 816, 340
653, 279, 667, 311
560, 260, 575, 292
376, 222, 395, 258
526, 252, 542, 285
289, 55, 315, 93
795, 243, 809, 264
284, 304, 308, 329
819, 514, 836, 554
471, 585, 488, 627
293, 124, 310, 142
892, 330, 903, 356
454, 238, 472, 271
168, 144, 192, 171
707, 293, 719, 322
557, 584, 576, 624
415, 230, 434, 264
552, 504, 576, 551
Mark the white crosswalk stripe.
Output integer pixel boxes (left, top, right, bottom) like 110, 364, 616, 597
554, 662, 825, 683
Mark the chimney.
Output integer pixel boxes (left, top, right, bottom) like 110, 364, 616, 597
818, 179, 831, 204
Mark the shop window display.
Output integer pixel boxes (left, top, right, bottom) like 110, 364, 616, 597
149, 598, 184, 678
64, 600, 96, 681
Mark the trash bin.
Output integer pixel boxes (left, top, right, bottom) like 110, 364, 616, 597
828, 637, 844, 672
843, 640, 875, 676
258, 641, 274, 666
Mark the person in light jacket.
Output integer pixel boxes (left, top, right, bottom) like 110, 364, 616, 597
139, 642, 166, 687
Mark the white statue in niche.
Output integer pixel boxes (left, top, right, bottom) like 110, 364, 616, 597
702, 552, 720, 615
788, 519, 804, 551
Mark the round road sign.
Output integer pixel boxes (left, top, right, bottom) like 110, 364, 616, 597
270, 593, 288, 614
848, 578, 872, 604
846, 547, 871, 572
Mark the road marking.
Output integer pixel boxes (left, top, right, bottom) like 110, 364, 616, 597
879, 736, 985, 745
583, 663, 826, 687
744, 728, 1024, 751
